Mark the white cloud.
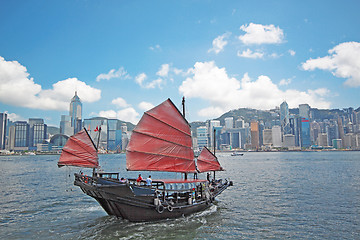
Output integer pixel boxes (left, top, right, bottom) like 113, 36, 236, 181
179, 61, 330, 118
116, 107, 140, 124
96, 67, 130, 82
237, 49, 264, 59
135, 73, 147, 86
288, 49, 296, 56
98, 110, 117, 119
111, 97, 129, 108
0, 56, 101, 111
5, 112, 24, 122
279, 77, 293, 86
156, 64, 170, 77
302, 41, 360, 87
145, 78, 163, 89
138, 101, 154, 111
238, 23, 284, 45
135, 72, 164, 89
99, 107, 139, 124
149, 44, 161, 51
208, 33, 231, 54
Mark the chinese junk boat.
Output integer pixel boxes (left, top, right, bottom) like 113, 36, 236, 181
58, 98, 232, 222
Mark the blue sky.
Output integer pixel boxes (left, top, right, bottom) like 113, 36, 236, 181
1, 1, 360, 126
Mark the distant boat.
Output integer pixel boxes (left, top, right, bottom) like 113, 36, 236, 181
231, 152, 243, 156
24, 152, 36, 156
58, 98, 232, 222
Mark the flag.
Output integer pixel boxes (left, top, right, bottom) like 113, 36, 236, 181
94, 126, 99, 132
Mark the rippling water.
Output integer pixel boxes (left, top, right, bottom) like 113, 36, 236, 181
1, 152, 360, 239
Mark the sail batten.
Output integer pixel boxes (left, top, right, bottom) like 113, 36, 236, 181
58, 128, 99, 168
197, 147, 223, 172
145, 112, 192, 137
126, 99, 196, 173
131, 129, 193, 149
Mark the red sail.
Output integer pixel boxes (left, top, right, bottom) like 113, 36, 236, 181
58, 129, 99, 168
126, 99, 196, 173
197, 147, 223, 172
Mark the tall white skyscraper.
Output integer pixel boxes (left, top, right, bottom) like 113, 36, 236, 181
69, 91, 82, 134
272, 125, 282, 147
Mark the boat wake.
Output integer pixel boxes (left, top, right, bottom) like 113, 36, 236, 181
78, 205, 219, 239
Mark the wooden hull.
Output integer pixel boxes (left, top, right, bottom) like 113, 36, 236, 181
74, 174, 231, 222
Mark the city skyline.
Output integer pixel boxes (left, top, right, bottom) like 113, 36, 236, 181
1, 1, 360, 126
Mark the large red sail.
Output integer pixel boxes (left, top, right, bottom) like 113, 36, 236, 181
197, 147, 223, 172
126, 99, 196, 173
58, 129, 99, 168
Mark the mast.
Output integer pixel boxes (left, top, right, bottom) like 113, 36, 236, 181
94, 126, 101, 176
182, 96, 185, 118
183, 96, 187, 180
213, 128, 216, 180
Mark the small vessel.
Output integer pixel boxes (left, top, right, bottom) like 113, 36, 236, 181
231, 151, 243, 156
58, 98, 232, 222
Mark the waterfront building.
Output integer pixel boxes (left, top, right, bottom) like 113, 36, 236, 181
11, 121, 29, 151
207, 120, 220, 149
28, 118, 47, 150
60, 115, 73, 136
224, 117, 234, 129
332, 139, 342, 149
250, 120, 260, 149
196, 126, 208, 150
50, 134, 69, 148
0, 112, 7, 149
299, 104, 310, 120
344, 133, 357, 149
262, 129, 272, 146
317, 133, 328, 147
272, 125, 282, 147
301, 118, 311, 148
283, 134, 296, 148
326, 121, 339, 146
213, 126, 223, 151
70, 91, 82, 135
107, 119, 123, 151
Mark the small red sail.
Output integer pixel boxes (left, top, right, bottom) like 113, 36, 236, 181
197, 147, 223, 172
58, 129, 99, 168
126, 99, 196, 173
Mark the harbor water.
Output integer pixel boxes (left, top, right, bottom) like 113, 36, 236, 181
1, 151, 360, 239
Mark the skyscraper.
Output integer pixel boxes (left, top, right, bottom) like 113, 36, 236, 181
301, 118, 311, 148
60, 115, 73, 136
196, 126, 208, 150
28, 118, 47, 150
280, 101, 291, 135
272, 125, 282, 147
250, 120, 260, 149
0, 112, 7, 150
299, 104, 310, 119
224, 117, 234, 129
70, 91, 82, 134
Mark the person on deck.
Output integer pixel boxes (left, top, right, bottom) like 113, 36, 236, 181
146, 175, 152, 186
136, 174, 142, 185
